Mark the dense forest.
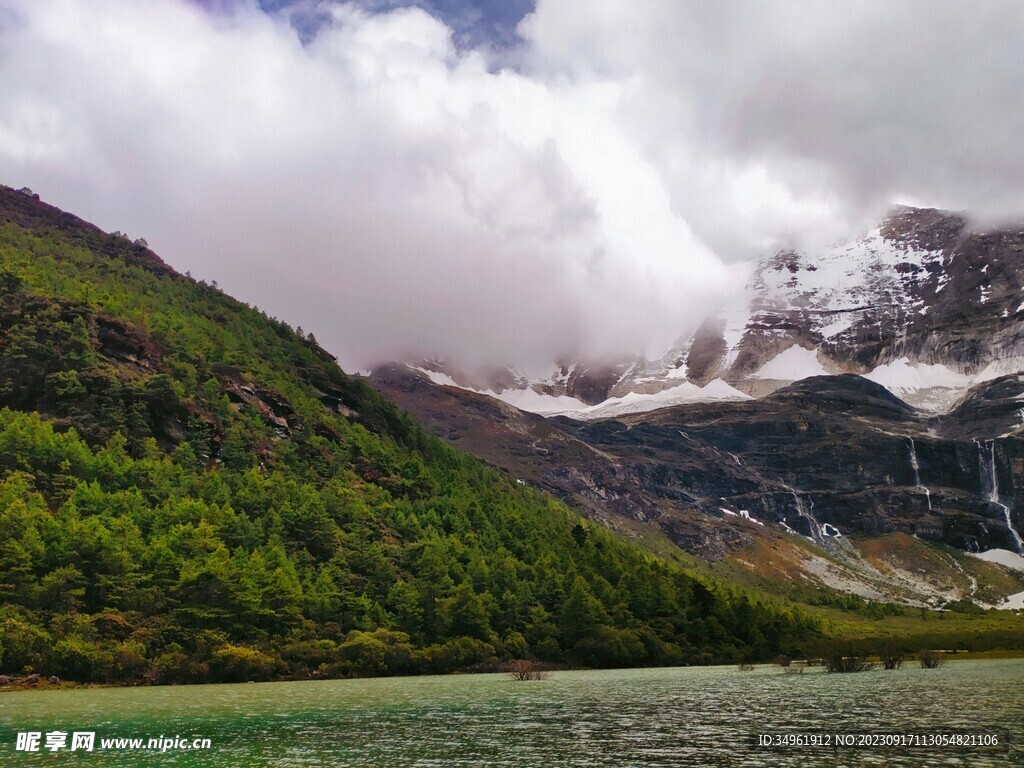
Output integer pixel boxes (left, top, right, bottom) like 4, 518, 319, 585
0, 186, 817, 683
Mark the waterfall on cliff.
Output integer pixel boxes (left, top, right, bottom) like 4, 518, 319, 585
907, 437, 932, 512
978, 440, 1024, 553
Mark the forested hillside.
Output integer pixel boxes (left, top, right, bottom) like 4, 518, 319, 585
0, 185, 816, 683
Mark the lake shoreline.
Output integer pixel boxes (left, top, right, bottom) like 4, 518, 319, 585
5, 648, 1023, 693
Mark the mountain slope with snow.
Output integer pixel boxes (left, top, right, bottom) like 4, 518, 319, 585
390, 206, 1024, 418
371, 209, 1024, 607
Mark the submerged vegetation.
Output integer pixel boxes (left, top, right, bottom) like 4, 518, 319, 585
506, 660, 548, 681
919, 650, 944, 669
823, 651, 874, 673
0, 187, 821, 684
882, 650, 905, 670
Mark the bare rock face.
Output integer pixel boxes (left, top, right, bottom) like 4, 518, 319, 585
684, 318, 728, 386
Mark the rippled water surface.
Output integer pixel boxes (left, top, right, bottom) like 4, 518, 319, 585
1, 659, 1021, 766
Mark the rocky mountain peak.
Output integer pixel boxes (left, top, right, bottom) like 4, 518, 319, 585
388, 206, 1024, 419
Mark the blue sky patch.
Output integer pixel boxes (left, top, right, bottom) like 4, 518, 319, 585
258, 0, 534, 50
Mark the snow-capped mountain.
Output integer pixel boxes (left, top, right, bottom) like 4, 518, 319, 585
389, 206, 1024, 418
370, 206, 1024, 606
403, 359, 750, 419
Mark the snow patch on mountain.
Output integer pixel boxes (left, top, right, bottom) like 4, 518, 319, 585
999, 590, 1024, 610
563, 378, 750, 420
863, 357, 973, 394
721, 508, 764, 526
411, 365, 591, 414
488, 388, 589, 415
405, 363, 749, 419
752, 345, 829, 380
665, 361, 689, 379
968, 548, 1024, 572
968, 549, 1024, 609
748, 225, 941, 335
411, 366, 461, 388
974, 356, 1024, 383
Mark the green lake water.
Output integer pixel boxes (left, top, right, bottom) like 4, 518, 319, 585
1, 659, 1021, 767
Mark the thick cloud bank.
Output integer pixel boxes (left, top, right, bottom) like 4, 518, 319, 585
0, 1, 1021, 370
521, 1, 1024, 256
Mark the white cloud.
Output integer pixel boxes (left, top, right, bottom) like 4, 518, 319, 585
0, 0, 738, 370
519, 0, 1024, 255
0, 0, 1021, 371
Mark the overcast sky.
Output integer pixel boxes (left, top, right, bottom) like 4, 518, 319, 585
1, 1, 1022, 371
